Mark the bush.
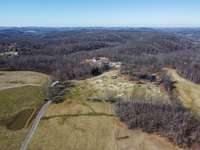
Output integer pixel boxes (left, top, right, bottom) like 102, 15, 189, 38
91, 67, 102, 76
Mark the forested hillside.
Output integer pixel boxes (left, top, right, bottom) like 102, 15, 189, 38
0, 28, 200, 83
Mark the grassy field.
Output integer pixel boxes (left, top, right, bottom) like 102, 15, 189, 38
65, 70, 170, 103
0, 86, 45, 119
0, 71, 48, 90
164, 68, 200, 114
0, 71, 48, 150
29, 101, 182, 150
28, 70, 182, 150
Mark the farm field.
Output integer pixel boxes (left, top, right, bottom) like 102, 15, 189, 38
28, 70, 182, 150
164, 68, 200, 114
0, 71, 48, 150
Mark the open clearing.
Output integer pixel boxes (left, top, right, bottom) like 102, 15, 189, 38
29, 101, 182, 150
164, 68, 200, 114
0, 71, 48, 90
0, 71, 48, 150
29, 70, 182, 150
65, 70, 170, 103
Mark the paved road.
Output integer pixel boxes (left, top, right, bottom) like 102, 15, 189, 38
19, 81, 58, 150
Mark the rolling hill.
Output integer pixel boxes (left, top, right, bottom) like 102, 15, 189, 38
28, 70, 182, 150
0, 71, 48, 150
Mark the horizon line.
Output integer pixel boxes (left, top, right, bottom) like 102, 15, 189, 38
1, 26, 200, 29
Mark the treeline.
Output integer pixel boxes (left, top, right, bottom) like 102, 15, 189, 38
115, 100, 200, 149
119, 50, 200, 83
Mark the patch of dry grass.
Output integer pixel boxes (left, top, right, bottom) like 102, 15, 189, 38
29, 101, 183, 150
0, 71, 48, 90
164, 68, 200, 113
0, 126, 27, 150
65, 70, 170, 103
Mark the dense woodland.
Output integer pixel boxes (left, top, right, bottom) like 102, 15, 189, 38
0, 28, 200, 83
115, 100, 200, 148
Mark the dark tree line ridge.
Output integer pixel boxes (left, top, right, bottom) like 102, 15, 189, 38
115, 100, 200, 149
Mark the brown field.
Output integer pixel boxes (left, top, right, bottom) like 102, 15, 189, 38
164, 68, 200, 114
0, 71, 48, 90
29, 101, 183, 150
29, 70, 183, 150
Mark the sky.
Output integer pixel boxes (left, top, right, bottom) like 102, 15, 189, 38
0, 0, 200, 27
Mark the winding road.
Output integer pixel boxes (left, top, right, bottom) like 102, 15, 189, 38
20, 81, 59, 150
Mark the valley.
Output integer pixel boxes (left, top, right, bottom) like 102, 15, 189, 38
0, 28, 200, 150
